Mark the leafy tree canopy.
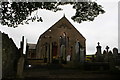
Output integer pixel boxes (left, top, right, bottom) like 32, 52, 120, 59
0, 1, 105, 28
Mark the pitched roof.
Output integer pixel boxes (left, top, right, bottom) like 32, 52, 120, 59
39, 16, 86, 40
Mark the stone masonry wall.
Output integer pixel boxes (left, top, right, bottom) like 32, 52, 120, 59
2, 33, 19, 78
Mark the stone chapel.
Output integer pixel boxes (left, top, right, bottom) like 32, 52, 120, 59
27, 16, 86, 64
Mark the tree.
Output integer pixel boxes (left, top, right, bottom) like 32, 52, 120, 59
0, 1, 105, 28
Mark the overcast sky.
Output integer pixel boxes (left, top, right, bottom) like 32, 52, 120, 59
0, 0, 119, 54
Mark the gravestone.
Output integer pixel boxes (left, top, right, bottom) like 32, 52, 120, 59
96, 42, 102, 56
67, 55, 71, 61
108, 51, 113, 56
75, 41, 80, 62
113, 48, 118, 63
106, 46, 110, 62
80, 48, 84, 63
106, 46, 109, 53
103, 50, 108, 62
113, 48, 118, 56
96, 42, 102, 62
60, 45, 66, 62
108, 51, 115, 71
108, 51, 113, 62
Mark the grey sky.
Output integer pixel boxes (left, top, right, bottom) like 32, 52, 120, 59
0, 0, 119, 55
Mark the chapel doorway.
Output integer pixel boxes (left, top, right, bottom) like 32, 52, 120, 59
52, 42, 58, 63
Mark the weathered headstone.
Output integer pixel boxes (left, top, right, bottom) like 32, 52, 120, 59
80, 48, 84, 63
96, 42, 102, 56
108, 51, 115, 71
106, 46, 109, 53
103, 50, 108, 62
108, 50, 113, 56
96, 42, 102, 62
60, 45, 63, 57
61, 45, 66, 62
108, 51, 113, 61
67, 55, 71, 61
113, 48, 118, 63
75, 41, 80, 62
103, 50, 107, 55
113, 48, 118, 56
67, 47, 72, 61
106, 46, 110, 62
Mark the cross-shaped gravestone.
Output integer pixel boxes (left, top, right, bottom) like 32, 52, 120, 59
106, 46, 109, 52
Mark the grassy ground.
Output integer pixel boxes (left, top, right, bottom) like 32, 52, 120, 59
22, 64, 120, 79
2, 64, 120, 80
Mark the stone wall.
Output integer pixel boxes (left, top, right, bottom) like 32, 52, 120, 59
2, 33, 19, 78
